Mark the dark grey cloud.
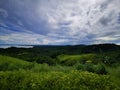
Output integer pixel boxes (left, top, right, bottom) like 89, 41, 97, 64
117, 13, 120, 24
100, 0, 113, 11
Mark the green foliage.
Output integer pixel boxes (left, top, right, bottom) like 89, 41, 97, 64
0, 55, 34, 71
107, 66, 120, 87
58, 54, 97, 66
0, 44, 120, 65
94, 63, 107, 74
35, 55, 56, 65
0, 55, 75, 72
0, 70, 118, 90
0, 44, 120, 90
109, 66, 120, 79
76, 63, 108, 74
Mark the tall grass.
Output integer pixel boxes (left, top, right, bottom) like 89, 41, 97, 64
0, 70, 118, 90
0, 55, 32, 71
0, 55, 120, 89
0, 55, 75, 72
107, 66, 120, 87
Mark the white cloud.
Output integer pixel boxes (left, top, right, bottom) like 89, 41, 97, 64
0, 32, 41, 44
0, 0, 120, 45
0, 32, 71, 45
36, 0, 120, 44
95, 36, 118, 41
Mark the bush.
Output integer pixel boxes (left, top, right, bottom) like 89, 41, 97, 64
0, 70, 118, 90
94, 63, 107, 74
36, 56, 55, 65
76, 63, 85, 70
76, 63, 108, 74
58, 54, 97, 66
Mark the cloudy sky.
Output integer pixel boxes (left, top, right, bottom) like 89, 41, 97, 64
0, 0, 120, 45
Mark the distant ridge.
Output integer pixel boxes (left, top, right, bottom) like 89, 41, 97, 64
0, 43, 119, 46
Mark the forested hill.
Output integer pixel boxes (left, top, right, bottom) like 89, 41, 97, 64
75, 43, 120, 53
0, 43, 120, 57
32, 43, 120, 53
0, 43, 120, 65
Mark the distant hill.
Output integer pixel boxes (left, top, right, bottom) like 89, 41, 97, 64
32, 43, 120, 54
0, 43, 120, 65
0, 43, 120, 55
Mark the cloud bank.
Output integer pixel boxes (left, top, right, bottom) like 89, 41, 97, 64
0, 0, 120, 45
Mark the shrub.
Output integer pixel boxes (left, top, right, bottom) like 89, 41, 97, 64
58, 54, 97, 66
76, 63, 108, 74
76, 63, 85, 70
0, 70, 119, 90
94, 63, 107, 74
36, 56, 55, 65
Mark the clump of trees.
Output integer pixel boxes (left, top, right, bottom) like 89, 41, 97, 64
76, 63, 107, 74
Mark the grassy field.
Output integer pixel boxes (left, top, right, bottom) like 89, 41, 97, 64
57, 54, 98, 66
0, 55, 75, 72
0, 55, 120, 90
58, 54, 96, 61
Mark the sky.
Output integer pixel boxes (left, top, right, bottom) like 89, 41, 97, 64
0, 0, 120, 45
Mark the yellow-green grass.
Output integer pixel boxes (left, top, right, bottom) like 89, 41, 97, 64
0, 55, 119, 89
0, 55, 32, 71
0, 55, 74, 72
58, 54, 96, 61
107, 66, 120, 87
57, 54, 97, 66
0, 55, 30, 65
0, 70, 119, 90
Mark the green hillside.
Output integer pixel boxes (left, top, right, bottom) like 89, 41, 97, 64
0, 55, 75, 72
58, 54, 97, 65
0, 44, 120, 90
0, 55, 119, 90
0, 55, 32, 71
0, 44, 119, 65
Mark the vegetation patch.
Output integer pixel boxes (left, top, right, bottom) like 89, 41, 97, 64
58, 54, 97, 66
0, 70, 119, 90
